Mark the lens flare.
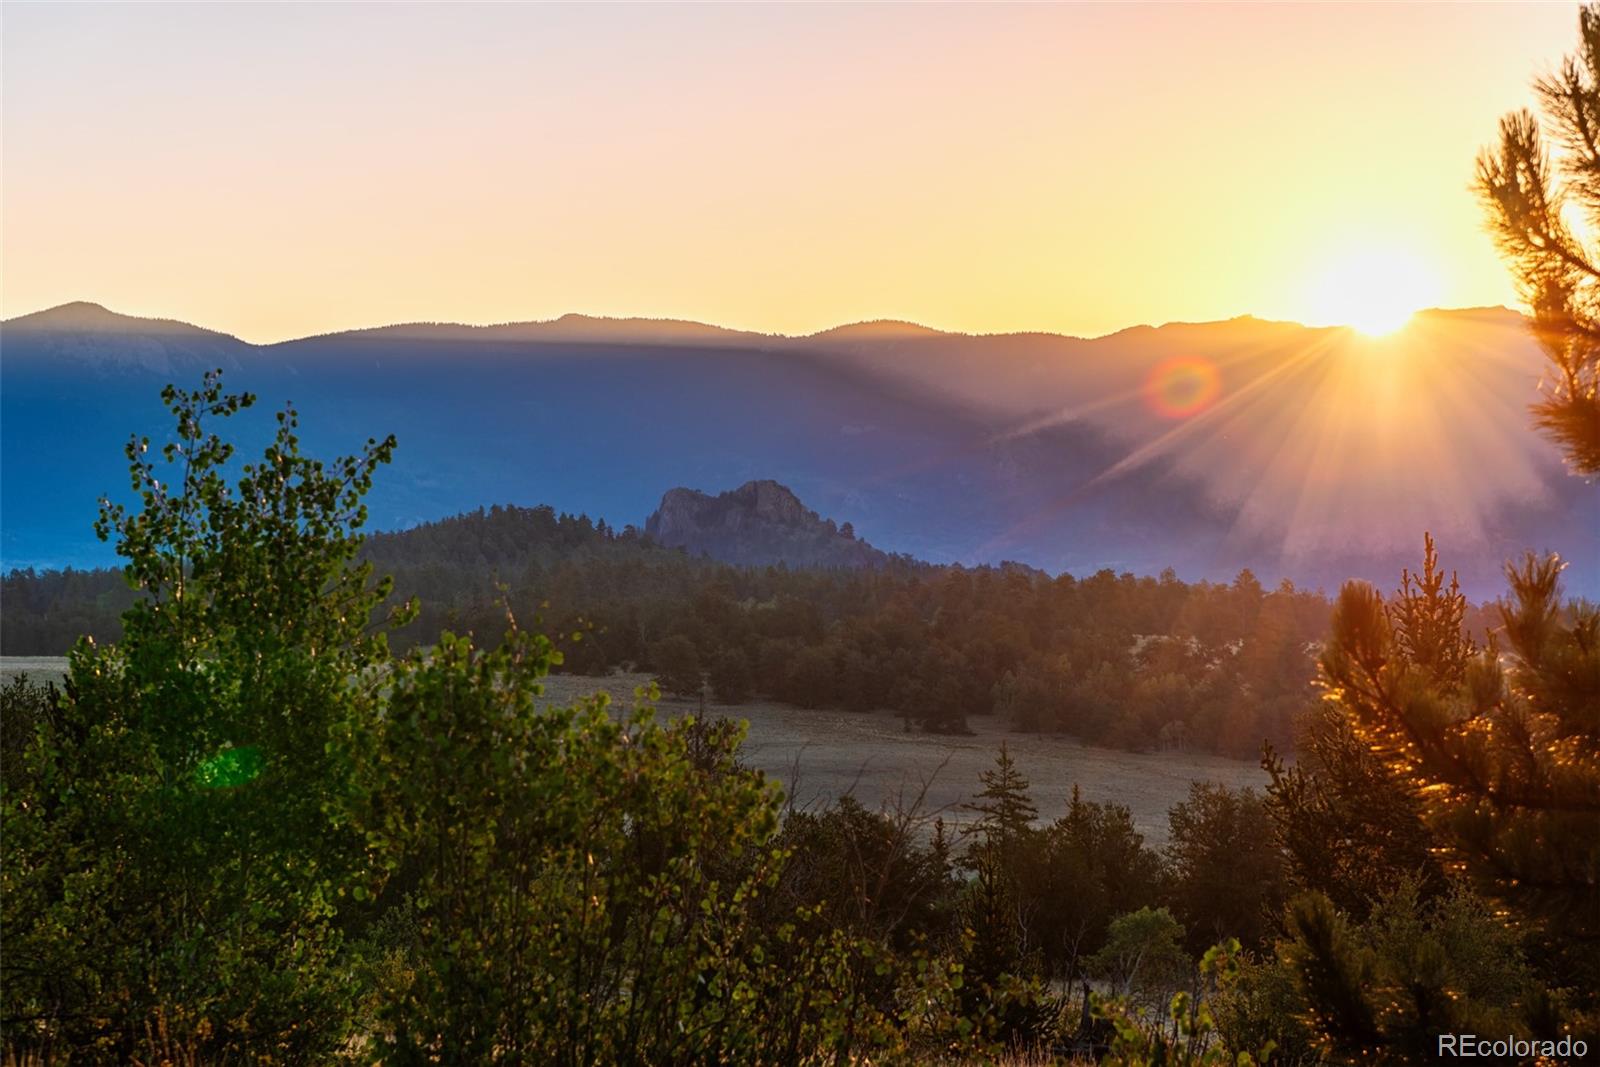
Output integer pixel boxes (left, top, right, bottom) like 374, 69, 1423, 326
1144, 356, 1222, 418
195, 745, 264, 788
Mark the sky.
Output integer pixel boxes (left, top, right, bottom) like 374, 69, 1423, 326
0, 2, 1580, 344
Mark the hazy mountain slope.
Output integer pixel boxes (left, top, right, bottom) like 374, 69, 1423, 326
0, 301, 253, 374
2, 303, 1592, 596
790, 308, 1596, 587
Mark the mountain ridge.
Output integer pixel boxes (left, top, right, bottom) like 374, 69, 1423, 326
2, 299, 1589, 599
1, 300, 1528, 348
3, 301, 242, 340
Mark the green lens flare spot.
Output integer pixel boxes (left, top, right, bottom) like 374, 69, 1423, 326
195, 745, 264, 788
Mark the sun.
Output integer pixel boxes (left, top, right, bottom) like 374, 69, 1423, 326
1300, 245, 1444, 336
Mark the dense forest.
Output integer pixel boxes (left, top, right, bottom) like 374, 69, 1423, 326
6, 498, 1520, 759
367, 505, 1347, 756
7, 502, 1338, 757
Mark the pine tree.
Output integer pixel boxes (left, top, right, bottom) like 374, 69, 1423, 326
708, 647, 754, 704
1164, 783, 1286, 952
1262, 705, 1442, 919
1316, 537, 1600, 1004
1388, 533, 1473, 684
961, 742, 1038, 856
1280, 883, 1539, 1065
1478, 4, 1600, 475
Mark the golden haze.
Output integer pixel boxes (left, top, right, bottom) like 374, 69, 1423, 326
0, 4, 1575, 342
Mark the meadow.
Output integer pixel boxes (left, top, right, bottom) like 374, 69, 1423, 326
542, 672, 1264, 849
2, 656, 1262, 851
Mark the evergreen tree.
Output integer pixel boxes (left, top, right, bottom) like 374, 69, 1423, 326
1165, 783, 1286, 953
1282, 880, 1540, 1065
1262, 705, 1442, 920
1388, 533, 1474, 684
1034, 787, 1165, 982
953, 743, 1056, 1043
1315, 537, 1600, 1018
1478, 3, 1600, 475
961, 742, 1038, 856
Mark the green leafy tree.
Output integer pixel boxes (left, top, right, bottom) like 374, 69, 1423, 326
1, 372, 409, 1060
351, 626, 991, 1065
1210, 950, 1322, 1067
0, 675, 57, 795
1087, 906, 1190, 1005
1478, 3, 1600, 475
351, 627, 772, 1063
1097, 940, 1276, 1067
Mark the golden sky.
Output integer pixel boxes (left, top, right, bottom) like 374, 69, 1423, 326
0, 3, 1578, 344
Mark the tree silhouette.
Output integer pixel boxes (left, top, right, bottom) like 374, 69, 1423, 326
1478, 3, 1600, 475
961, 742, 1038, 855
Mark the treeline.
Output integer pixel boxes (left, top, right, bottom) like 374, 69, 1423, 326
404, 513, 1335, 756
6, 503, 1333, 757
0, 566, 133, 653
4, 501, 1520, 760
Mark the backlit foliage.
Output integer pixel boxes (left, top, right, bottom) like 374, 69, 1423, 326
1479, 3, 1600, 475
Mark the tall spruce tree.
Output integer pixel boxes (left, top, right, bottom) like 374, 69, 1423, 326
961, 742, 1039, 855
1478, 3, 1600, 475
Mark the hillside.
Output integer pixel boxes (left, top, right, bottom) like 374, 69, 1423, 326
3, 485, 1346, 757
3, 302, 1593, 597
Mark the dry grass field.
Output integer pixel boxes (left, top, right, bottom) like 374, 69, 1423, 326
542, 672, 1264, 850
1, 658, 1265, 850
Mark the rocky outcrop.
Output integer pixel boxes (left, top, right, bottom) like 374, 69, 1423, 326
645, 480, 888, 569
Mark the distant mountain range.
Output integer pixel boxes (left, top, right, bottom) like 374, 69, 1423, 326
3, 301, 1594, 597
